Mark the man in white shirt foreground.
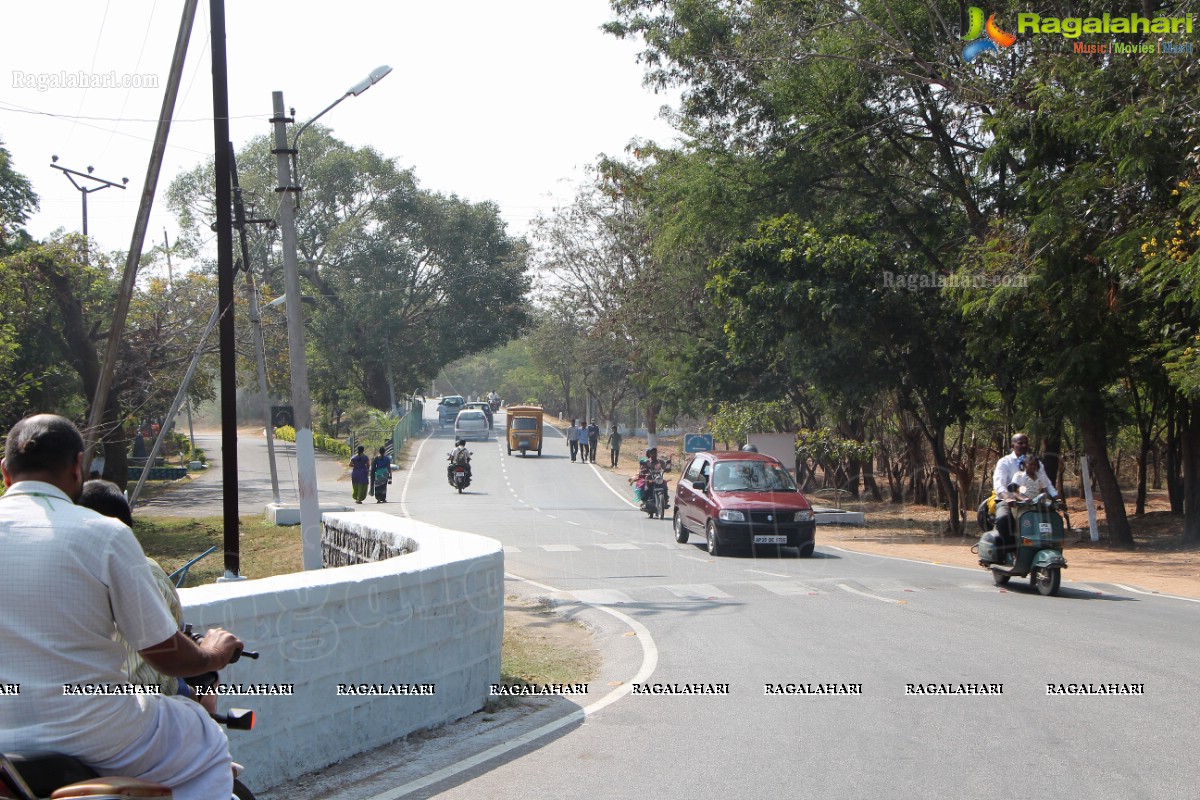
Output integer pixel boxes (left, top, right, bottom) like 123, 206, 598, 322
0, 414, 243, 800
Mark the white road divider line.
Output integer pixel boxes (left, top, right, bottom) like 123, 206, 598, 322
359, 573, 658, 800
836, 583, 906, 604
745, 569, 789, 578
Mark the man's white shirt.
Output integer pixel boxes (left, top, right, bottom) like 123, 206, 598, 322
0, 481, 178, 761
993, 453, 1058, 498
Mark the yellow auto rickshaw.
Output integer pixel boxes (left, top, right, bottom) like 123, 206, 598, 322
505, 405, 544, 457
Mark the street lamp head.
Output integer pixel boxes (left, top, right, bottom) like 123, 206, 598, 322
51, 154, 59, 163
346, 65, 392, 97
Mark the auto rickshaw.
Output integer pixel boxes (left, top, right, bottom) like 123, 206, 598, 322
505, 405, 544, 457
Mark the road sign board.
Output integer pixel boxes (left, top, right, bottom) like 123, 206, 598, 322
684, 433, 714, 453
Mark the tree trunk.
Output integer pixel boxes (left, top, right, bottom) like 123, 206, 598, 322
1042, 419, 1064, 499
1079, 402, 1134, 549
1167, 395, 1184, 514
927, 430, 962, 535
1135, 429, 1151, 516
643, 400, 661, 450
1181, 396, 1200, 545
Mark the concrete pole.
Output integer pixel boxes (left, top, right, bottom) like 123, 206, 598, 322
244, 268, 281, 504
271, 90, 323, 570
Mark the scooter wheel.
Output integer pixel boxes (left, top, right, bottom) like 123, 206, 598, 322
234, 778, 256, 800
1034, 567, 1061, 596
992, 571, 1011, 586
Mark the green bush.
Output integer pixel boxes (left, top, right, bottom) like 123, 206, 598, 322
272, 425, 350, 458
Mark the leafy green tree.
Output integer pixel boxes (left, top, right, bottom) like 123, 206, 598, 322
169, 129, 532, 412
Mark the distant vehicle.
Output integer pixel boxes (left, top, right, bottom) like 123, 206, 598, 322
464, 401, 494, 429
672, 451, 816, 557
454, 409, 491, 442
505, 405, 544, 457
437, 395, 466, 428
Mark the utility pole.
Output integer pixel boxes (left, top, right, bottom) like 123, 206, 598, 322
210, 0, 240, 579
82, 0, 197, 478
49, 158, 127, 265
271, 90, 322, 570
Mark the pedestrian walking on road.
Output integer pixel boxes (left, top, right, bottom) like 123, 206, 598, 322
370, 446, 392, 503
578, 419, 591, 464
567, 419, 580, 462
349, 445, 369, 504
586, 420, 600, 464
606, 424, 622, 468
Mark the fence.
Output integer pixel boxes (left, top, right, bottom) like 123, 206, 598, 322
391, 397, 425, 459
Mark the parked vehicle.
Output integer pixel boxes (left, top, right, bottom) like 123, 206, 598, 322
672, 451, 816, 557
454, 409, 490, 441
0, 635, 259, 800
437, 395, 466, 428
505, 405, 543, 457
974, 492, 1067, 596
463, 401, 494, 429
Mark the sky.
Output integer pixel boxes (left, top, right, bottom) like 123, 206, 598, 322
0, 0, 680, 262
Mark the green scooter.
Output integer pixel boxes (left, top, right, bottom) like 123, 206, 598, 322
974, 492, 1067, 596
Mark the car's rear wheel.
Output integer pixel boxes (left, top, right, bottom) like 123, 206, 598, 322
706, 520, 722, 557
796, 542, 815, 558
673, 510, 689, 543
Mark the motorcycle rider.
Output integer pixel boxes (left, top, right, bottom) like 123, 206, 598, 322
447, 438, 473, 484
992, 433, 1059, 556
0, 414, 243, 800
630, 447, 669, 511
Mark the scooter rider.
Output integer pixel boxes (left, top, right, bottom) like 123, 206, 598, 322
992, 433, 1058, 553
448, 439, 473, 483
0, 414, 243, 800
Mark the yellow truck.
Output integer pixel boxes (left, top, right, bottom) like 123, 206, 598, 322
505, 405, 544, 457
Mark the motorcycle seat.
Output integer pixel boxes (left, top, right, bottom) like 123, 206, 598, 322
51, 776, 172, 799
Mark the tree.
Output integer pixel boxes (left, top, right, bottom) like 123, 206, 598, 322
169, 128, 532, 413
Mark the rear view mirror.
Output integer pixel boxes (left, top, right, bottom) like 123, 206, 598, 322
692, 480, 707, 490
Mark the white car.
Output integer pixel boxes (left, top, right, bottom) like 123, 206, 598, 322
454, 409, 490, 441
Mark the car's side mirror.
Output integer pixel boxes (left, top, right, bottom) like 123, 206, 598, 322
692, 480, 706, 491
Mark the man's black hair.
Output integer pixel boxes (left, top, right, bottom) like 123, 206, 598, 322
3, 414, 85, 477
79, 479, 134, 527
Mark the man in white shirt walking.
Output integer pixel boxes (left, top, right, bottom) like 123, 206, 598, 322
0, 414, 243, 800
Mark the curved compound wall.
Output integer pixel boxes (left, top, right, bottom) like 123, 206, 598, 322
179, 512, 504, 791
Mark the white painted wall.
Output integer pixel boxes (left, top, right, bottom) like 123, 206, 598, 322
178, 513, 503, 791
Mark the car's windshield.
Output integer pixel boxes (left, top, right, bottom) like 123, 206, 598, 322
512, 418, 538, 431
711, 461, 797, 492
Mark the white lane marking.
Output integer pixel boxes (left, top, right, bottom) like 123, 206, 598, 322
755, 581, 823, 596
397, 429, 437, 518
745, 569, 789, 578
644, 541, 676, 549
824, 545, 979, 573
503, 546, 522, 554
566, 520, 582, 527
571, 589, 636, 605
663, 584, 731, 599
591, 529, 613, 536
678, 555, 712, 564
362, 573, 658, 800
540, 544, 581, 552
595, 542, 641, 550
1109, 583, 1200, 603
836, 583, 906, 604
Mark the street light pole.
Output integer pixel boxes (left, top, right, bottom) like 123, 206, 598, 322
269, 66, 391, 571
49, 159, 128, 264
270, 91, 322, 570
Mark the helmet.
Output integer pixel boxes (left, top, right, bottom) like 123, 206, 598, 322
456, 439, 466, 447
740, 443, 759, 453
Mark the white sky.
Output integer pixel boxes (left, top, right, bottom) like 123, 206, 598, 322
0, 0, 679, 257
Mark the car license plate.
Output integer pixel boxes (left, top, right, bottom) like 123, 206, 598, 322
754, 535, 787, 544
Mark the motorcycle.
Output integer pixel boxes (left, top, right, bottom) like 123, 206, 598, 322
0, 634, 259, 800
448, 453, 471, 493
974, 492, 1068, 596
641, 468, 669, 519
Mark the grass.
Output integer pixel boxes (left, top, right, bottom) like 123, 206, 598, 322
134, 515, 302, 585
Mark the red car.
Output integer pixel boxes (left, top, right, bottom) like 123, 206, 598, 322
672, 451, 816, 557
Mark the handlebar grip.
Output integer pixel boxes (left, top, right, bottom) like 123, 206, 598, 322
228, 648, 259, 663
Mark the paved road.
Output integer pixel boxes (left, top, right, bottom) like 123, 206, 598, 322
159, 418, 1200, 799
135, 428, 352, 517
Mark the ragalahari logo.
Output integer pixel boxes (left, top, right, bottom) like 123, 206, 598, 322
962, 7, 1017, 61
